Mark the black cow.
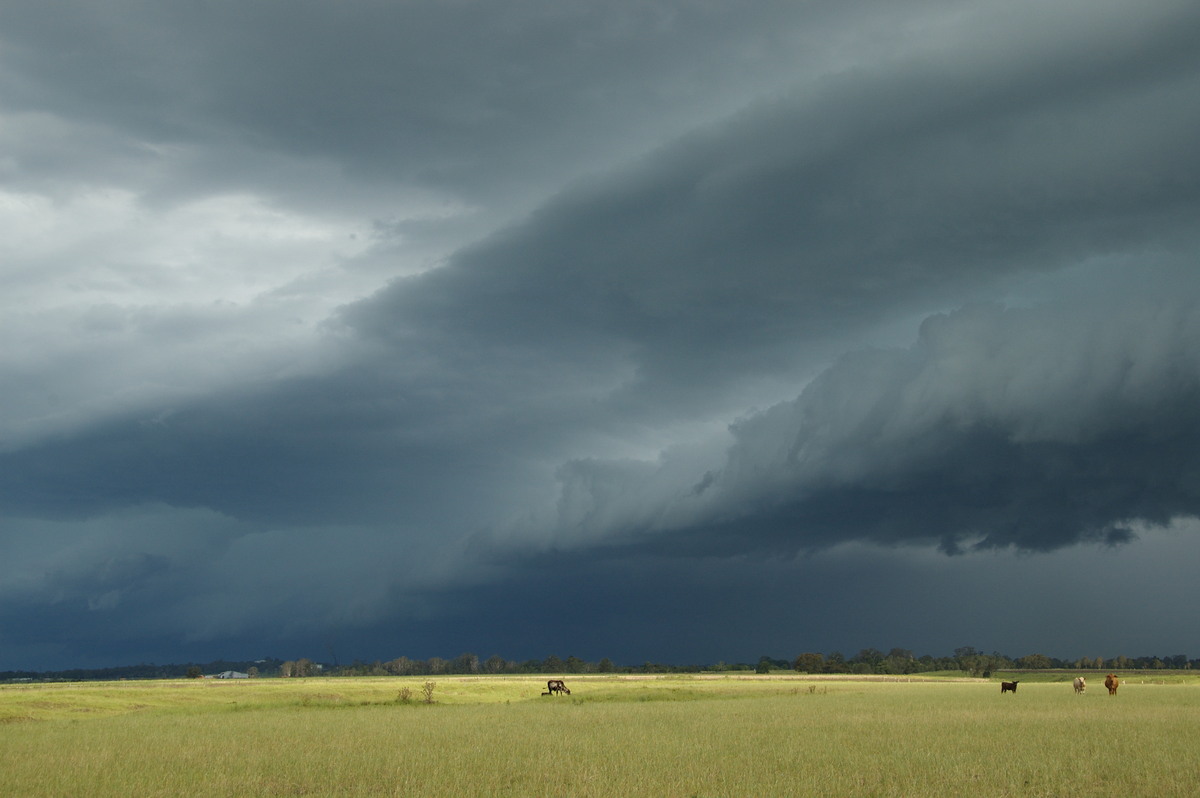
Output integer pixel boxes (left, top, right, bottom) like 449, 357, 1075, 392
1000, 681, 1019, 694
545, 679, 570, 696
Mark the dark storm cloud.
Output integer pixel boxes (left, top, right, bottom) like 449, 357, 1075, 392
327, 518, 1200, 667
0, 0, 896, 204
544, 266, 1200, 557
343, 5, 1200, 413
24, 9, 1191, 528
4, 0, 1200, 670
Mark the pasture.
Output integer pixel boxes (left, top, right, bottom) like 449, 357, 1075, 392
3, 673, 1199, 797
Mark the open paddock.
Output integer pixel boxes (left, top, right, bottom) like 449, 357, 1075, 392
3, 674, 1199, 797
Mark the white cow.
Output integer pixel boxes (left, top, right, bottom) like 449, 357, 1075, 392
1073, 676, 1086, 694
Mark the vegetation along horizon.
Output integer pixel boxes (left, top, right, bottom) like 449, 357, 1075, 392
3, 671, 1199, 797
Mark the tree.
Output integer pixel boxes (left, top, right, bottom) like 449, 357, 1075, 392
955, 647, 993, 676
882, 650, 915, 675
853, 648, 884, 668
1017, 653, 1053, 670
793, 653, 825, 673
981, 652, 1013, 676
385, 656, 416, 675
954, 647, 976, 663
186, 666, 203, 679
451, 652, 480, 674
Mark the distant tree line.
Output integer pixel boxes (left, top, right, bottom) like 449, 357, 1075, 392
320, 653, 622, 677
313, 647, 1195, 679
4, 648, 1194, 683
789, 647, 1195, 677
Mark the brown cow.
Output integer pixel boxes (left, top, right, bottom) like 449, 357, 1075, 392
1000, 681, 1019, 694
1105, 673, 1119, 695
545, 679, 570, 696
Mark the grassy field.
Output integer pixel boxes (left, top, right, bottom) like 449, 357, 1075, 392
2, 673, 1198, 797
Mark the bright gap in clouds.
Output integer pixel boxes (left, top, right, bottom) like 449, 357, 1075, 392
0, 187, 386, 448
0, 188, 372, 308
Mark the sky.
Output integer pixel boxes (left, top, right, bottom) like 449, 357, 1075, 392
2, 0, 1199, 671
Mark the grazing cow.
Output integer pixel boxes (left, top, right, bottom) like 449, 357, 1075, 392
1105, 674, 1119, 696
545, 679, 570, 696
1073, 676, 1086, 694
1000, 681, 1019, 694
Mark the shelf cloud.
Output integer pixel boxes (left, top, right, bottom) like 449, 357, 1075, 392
2, 0, 1199, 670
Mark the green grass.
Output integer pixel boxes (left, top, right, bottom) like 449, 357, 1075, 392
3, 675, 1199, 797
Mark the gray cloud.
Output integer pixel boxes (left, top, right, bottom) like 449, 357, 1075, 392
543, 265, 1200, 556
0, 1, 883, 202
344, 6, 1200, 417
3, 0, 1200, 670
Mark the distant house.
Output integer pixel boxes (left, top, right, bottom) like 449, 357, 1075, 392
213, 670, 250, 679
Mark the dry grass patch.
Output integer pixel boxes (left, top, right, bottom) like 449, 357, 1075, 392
2, 676, 1198, 797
